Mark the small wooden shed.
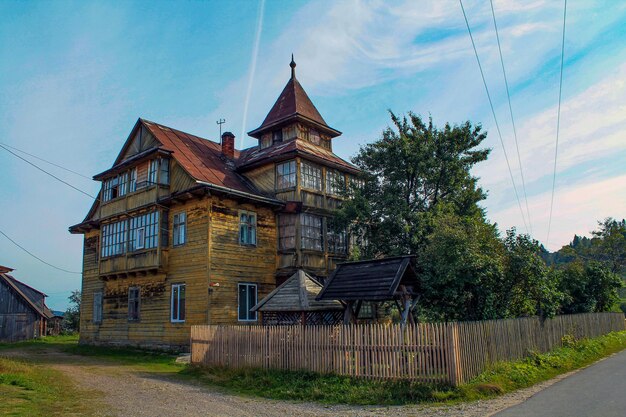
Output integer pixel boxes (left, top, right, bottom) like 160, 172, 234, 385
0, 266, 52, 342
317, 256, 421, 325
252, 270, 344, 325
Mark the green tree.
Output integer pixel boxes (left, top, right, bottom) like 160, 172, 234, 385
591, 218, 626, 274
62, 290, 81, 333
504, 230, 563, 319
337, 112, 489, 258
417, 209, 506, 321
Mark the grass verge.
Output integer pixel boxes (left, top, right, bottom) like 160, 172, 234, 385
0, 356, 105, 416
185, 330, 626, 405
2, 331, 626, 408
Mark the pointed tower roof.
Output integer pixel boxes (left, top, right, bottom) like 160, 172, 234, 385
248, 56, 341, 139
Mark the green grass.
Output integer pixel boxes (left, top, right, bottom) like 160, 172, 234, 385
185, 331, 626, 405
2, 332, 626, 409
0, 356, 105, 416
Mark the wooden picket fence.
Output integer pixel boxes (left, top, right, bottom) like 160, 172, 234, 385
190, 312, 625, 386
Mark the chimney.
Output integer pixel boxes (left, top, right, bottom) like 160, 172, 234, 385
221, 131, 235, 159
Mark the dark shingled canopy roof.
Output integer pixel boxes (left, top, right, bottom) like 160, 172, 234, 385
317, 256, 419, 302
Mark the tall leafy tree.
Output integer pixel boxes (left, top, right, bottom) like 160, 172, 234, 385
338, 112, 489, 258
504, 231, 563, 319
417, 209, 506, 321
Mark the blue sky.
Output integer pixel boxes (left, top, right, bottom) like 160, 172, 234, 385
1, 0, 625, 310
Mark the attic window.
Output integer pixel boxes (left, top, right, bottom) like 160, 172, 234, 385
272, 129, 283, 144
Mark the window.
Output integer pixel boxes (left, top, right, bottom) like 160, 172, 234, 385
129, 168, 137, 192
101, 219, 127, 257
148, 160, 158, 185
93, 292, 103, 324
118, 172, 128, 197
129, 211, 159, 251
173, 212, 186, 246
309, 129, 321, 145
128, 287, 140, 321
276, 161, 296, 189
272, 129, 283, 144
159, 159, 170, 185
238, 283, 257, 322
171, 284, 186, 322
359, 302, 375, 319
102, 169, 136, 202
260, 134, 272, 149
328, 221, 347, 254
301, 161, 322, 190
103, 176, 119, 202
301, 214, 322, 251
326, 170, 345, 195
239, 211, 257, 245
278, 214, 296, 250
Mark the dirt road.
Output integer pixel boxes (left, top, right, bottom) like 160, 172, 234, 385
1, 347, 570, 417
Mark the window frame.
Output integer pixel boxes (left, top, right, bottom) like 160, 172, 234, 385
326, 169, 345, 195
170, 283, 186, 323
93, 291, 103, 324
148, 159, 158, 185
239, 210, 257, 246
300, 161, 322, 191
237, 283, 258, 322
278, 214, 296, 250
128, 211, 159, 252
300, 213, 323, 251
101, 219, 128, 258
327, 221, 347, 254
128, 286, 140, 322
276, 160, 296, 190
173, 212, 187, 247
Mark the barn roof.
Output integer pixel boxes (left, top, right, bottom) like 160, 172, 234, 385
252, 270, 343, 312
316, 256, 419, 302
0, 272, 51, 318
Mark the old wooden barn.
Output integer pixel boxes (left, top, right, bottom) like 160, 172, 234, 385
0, 265, 54, 342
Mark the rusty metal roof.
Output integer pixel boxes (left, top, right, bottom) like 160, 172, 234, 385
238, 139, 359, 174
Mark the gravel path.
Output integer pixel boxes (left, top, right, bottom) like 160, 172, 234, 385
0, 347, 577, 417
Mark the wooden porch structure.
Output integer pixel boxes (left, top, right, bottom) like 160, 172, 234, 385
316, 256, 421, 325
252, 270, 344, 325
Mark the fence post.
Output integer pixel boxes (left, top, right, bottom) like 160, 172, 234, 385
446, 323, 461, 386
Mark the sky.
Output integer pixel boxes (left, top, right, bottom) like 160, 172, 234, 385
1, 0, 625, 310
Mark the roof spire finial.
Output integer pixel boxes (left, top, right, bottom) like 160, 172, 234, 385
290, 53, 296, 79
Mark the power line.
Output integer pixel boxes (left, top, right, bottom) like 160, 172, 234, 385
0, 229, 82, 274
458, 0, 529, 233
0, 142, 92, 180
0, 143, 96, 199
489, 0, 533, 234
546, 0, 567, 246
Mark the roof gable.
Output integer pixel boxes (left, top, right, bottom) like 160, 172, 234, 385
0, 273, 49, 317
252, 270, 343, 312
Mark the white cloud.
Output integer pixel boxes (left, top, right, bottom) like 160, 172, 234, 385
476, 63, 626, 195
489, 173, 626, 251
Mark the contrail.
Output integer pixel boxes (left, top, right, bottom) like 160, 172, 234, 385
240, 0, 265, 148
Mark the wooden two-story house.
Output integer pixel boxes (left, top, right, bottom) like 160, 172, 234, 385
69, 58, 360, 350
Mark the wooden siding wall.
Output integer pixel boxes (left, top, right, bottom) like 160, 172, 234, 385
79, 195, 279, 350
207, 196, 277, 324
191, 313, 626, 386
0, 280, 43, 342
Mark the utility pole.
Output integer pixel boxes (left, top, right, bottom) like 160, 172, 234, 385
216, 119, 226, 143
